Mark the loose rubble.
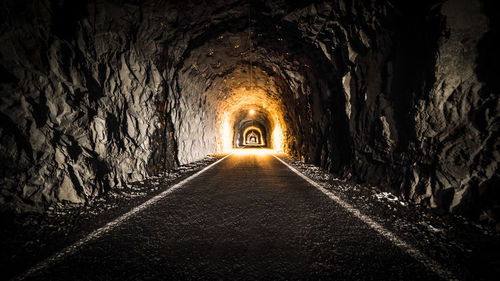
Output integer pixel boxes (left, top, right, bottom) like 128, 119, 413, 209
0, 155, 223, 280
279, 155, 500, 280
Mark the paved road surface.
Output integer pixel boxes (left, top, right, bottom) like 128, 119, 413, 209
24, 152, 442, 280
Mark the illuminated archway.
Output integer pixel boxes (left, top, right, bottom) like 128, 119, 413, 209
233, 114, 269, 148
209, 67, 287, 153
242, 126, 265, 146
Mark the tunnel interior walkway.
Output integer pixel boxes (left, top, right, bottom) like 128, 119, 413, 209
0, 0, 499, 279
23, 152, 442, 281
0, 0, 498, 243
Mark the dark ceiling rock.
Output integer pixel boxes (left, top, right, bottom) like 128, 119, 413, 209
0, 0, 498, 226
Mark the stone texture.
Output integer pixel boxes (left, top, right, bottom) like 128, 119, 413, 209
0, 0, 167, 212
0, 0, 498, 226
414, 0, 499, 221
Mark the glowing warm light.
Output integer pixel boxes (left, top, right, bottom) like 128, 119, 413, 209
232, 148, 273, 156
242, 126, 265, 146
221, 118, 232, 153
212, 67, 288, 155
272, 124, 284, 152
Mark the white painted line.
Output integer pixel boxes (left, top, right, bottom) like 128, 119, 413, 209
272, 154, 456, 281
12, 153, 232, 281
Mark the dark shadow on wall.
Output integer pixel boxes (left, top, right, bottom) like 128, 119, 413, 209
50, 0, 88, 41
476, 0, 500, 95
467, 0, 500, 221
384, 1, 445, 196
147, 80, 180, 175
268, 19, 352, 173
388, 1, 445, 151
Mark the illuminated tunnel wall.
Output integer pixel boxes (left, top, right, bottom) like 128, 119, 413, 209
0, 0, 498, 224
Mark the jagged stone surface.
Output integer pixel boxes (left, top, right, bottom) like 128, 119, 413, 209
289, 0, 499, 223
413, 0, 499, 220
0, 0, 498, 226
0, 0, 167, 212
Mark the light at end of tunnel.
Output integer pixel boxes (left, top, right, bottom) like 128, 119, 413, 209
232, 148, 274, 156
249, 109, 255, 115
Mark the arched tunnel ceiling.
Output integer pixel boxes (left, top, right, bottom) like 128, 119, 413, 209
172, 1, 344, 157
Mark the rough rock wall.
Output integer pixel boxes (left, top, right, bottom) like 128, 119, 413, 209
170, 55, 219, 165
291, 0, 499, 222
0, 0, 167, 212
413, 0, 499, 220
170, 83, 218, 165
0, 0, 497, 224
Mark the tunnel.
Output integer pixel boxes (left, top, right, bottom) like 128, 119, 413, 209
0, 0, 499, 278
233, 107, 271, 148
0, 0, 498, 226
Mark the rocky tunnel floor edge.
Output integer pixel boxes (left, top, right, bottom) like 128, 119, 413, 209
0, 155, 225, 281
1, 152, 499, 280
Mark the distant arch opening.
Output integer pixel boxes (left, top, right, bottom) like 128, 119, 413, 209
234, 119, 269, 148
243, 126, 264, 146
